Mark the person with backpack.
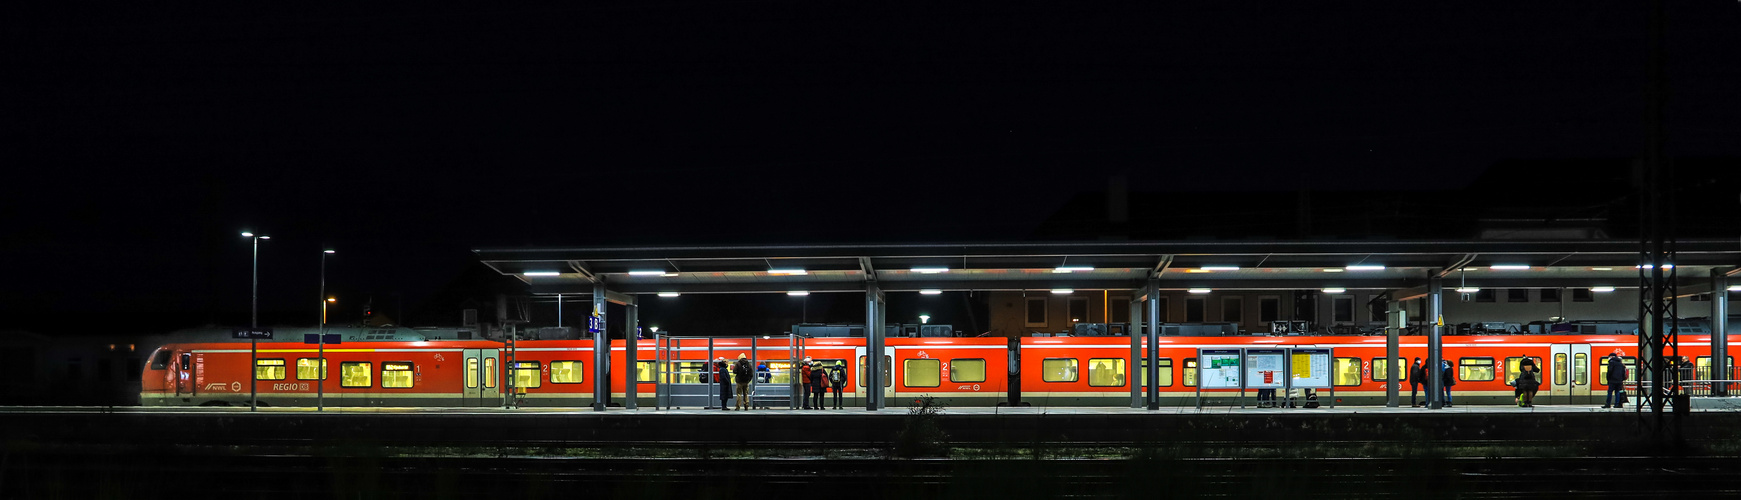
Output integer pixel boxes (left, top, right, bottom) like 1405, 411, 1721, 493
828, 363, 847, 409
808, 360, 828, 410
1408, 357, 1427, 407
733, 354, 753, 411
1604, 350, 1628, 409
1440, 359, 1457, 408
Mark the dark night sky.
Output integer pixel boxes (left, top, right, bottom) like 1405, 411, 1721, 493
4, 3, 1740, 335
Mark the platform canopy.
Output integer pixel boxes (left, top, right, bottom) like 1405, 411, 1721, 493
475, 239, 1741, 297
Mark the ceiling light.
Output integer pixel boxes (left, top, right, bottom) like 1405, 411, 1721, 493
1636, 264, 1674, 269
1590, 287, 1616, 293
1322, 268, 1344, 273
1321, 288, 1346, 294
1489, 265, 1530, 270
1188, 288, 1211, 294
1591, 267, 1613, 271
657, 292, 681, 297
324, 249, 336, 254
911, 267, 949, 274
240, 231, 253, 237
1200, 266, 1240, 271
787, 291, 810, 296
1051, 289, 1074, 294
1456, 287, 1480, 293
919, 290, 942, 295
628, 270, 669, 276
1728, 285, 1741, 292
1345, 265, 1386, 271
523, 271, 561, 277
662, 272, 679, 277
1053, 266, 1094, 273
769, 268, 808, 275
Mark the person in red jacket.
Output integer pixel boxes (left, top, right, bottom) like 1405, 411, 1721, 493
799, 357, 814, 409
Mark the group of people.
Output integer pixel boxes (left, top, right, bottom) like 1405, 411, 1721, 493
1404, 350, 1635, 409
712, 355, 847, 410
1407, 357, 1458, 407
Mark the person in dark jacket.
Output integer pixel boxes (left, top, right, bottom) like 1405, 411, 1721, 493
808, 361, 828, 410
716, 357, 733, 410
1604, 350, 1627, 408
799, 357, 814, 409
1408, 358, 1426, 407
828, 363, 847, 409
1514, 357, 1540, 407
733, 354, 753, 411
1440, 360, 1456, 408
756, 362, 771, 383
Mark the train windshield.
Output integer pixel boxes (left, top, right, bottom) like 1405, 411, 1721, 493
148, 349, 171, 370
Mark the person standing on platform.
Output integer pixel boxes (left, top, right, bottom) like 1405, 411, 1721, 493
809, 360, 827, 410
829, 363, 847, 409
716, 357, 733, 411
1440, 359, 1457, 408
733, 354, 753, 411
1604, 350, 1627, 408
1409, 357, 1426, 407
800, 357, 815, 410
1515, 357, 1540, 407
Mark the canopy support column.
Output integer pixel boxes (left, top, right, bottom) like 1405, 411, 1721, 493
1146, 279, 1161, 411
1715, 270, 1730, 396
624, 295, 638, 410
593, 283, 609, 411
1129, 295, 1144, 408
866, 285, 887, 410
1427, 274, 1444, 410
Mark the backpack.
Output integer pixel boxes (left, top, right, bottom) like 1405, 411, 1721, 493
733, 361, 750, 380
829, 367, 846, 385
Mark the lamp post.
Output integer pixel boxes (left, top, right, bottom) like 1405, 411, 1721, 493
319, 249, 334, 411
242, 231, 269, 411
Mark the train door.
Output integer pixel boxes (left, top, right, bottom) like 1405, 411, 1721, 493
1549, 344, 1592, 402
461, 349, 500, 407
854, 346, 894, 406
176, 352, 192, 397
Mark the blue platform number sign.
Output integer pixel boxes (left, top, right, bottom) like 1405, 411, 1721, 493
232, 328, 273, 339
588, 314, 602, 334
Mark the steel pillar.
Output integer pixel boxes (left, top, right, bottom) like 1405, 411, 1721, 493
1385, 304, 1403, 407
624, 296, 638, 410
1129, 296, 1143, 408
593, 283, 608, 411
865, 285, 886, 410
1427, 275, 1444, 409
1716, 271, 1731, 397
1146, 279, 1161, 410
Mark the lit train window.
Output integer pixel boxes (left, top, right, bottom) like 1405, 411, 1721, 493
1088, 358, 1125, 387
1184, 358, 1197, 387
513, 361, 541, 389
950, 359, 986, 383
1573, 354, 1588, 386
1554, 354, 1566, 386
1334, 358, 1360, 386
466, 358, 478, 389
1459, 358, 1496, 382
550, 361, 584, 384
254, 359, 286, 381
1371, 358, 1407, 382
296, 358, 328, 380
1598, 357, 1635, 386
149, 350, 171, 370
1139, 358, 1174, 387
1042, 358, 1078, 383
763, 361, 791, 385
1696, 356, 1733, 380
858, 356, 891, 387
382, 362, 414, 389
340, 362, 372, 388
1504, 357, 1541, 387
905, 359, 941, 387
484, 358, 497, 389
637, 361, 657, 383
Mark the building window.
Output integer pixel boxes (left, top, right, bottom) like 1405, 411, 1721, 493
1540, 289, 1561, 302
1109, 297, 1131, 324
340, 362, 372, 388
1185, 297, 1205, 322
550, 360, 584, 384
950, 359, 986, 383
254, 359, 286, 381
1139, 358, 1174, 387
1370, 300, 1387, 323
1183, 358, 1197, 387
1507, 289, 1529, 303
1068, 297, 1090, 324
1042, 358, 1079, 383
1334, 357, 1361, 386
1475, 289, 1496, 303
1333, 297, 1353, 322
1371, 357, 1406, 382
1221, 296, 1243, 324
1459, 358, 1496, 382
1088, 358, 1126, 387
904, 359, 941, 387
1025, 297, 1047, 327
1572, 289, 1594, 302
1259, 296, 1280, 324
296, 358, 328, 380
1504, 357, 1542, 387
513, 361, 541, 389
382, 362, 414, 389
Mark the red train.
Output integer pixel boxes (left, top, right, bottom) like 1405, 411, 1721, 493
141, 332, 1728, 407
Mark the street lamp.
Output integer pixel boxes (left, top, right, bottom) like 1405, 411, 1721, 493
242, 231, 269, 411
319, 249, 334, 411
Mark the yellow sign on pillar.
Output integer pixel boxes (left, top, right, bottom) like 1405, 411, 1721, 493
1436, 315, 1444, 327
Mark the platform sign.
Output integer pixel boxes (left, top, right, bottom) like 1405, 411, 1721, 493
303, 333, 342, 345
1289, 348, 1332, 389
231, 328, 273, 340
1199, 349, 1243, 389
1245, 349, 1287, 389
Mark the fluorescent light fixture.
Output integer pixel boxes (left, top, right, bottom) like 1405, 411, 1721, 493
657, 292, 681, 297
662, 272, 679, 277
787, 291, 810, 296
1200, 266, 1240, 271
1322, 268, 1344, 273
768, 268, 808, 275
1321, 288, 1346, 294
1590, 287, 1616, 293
1053, 266, 1094, 273
523, 271, 561, 277
649, 326, 659, 333
240, 231, 253, 237
326, 297, 336, 303
1636, 264, 1674, 269
911, 267, 949, 274
628, 270, 669, 276
1051, 289, 1074, 294
324, 249, 336, 254
1188, 288, 1211, 294
1345, 265, 1386, 271
1591, 267, 1613, 271
1728, 285, 1741, 292
1489, 265, 1530, 270
1456, 287, 1480, 293
919, 289, 943, 295
258, 236, 270, 240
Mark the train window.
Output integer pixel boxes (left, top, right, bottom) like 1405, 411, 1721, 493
950, 359, 986, 383
1696, 356, 1734, 380
1504, 357, 1542, 387
1139, 358, 1174, 387
858, 356, 892, 387
466, 358, 478, 389
1598, 356, 1635, 386
670, 361, 706, 384
1026, 297, 1048, 327
296, 358, 329, 380
637, 360, 657, 383
382, 362, 414, 389
254, 359, 286, 381
513, 361, 542, 389
905, 359, 941, 387
1088, 358, 1125, 387
484, 358, 497, 389
1183, 358, 1197, 387
1371, 358, 1406, 382
149, 350, 171, 370
1459, 358, 1496, 382
764, 361, 791, 385
1573, 353, 1588, 386
1334, 357, 1361, 386
550, 361, 584, 384
1042, 358, 1079, 383
1553, 353, 1567, 386
340, 362, 372, 388
179, 353, 190, 371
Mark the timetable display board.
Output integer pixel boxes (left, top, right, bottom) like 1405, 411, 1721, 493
1244, 349, 1286, 389
1199, 349, 1243, 389
1289, 348, 1332, 389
